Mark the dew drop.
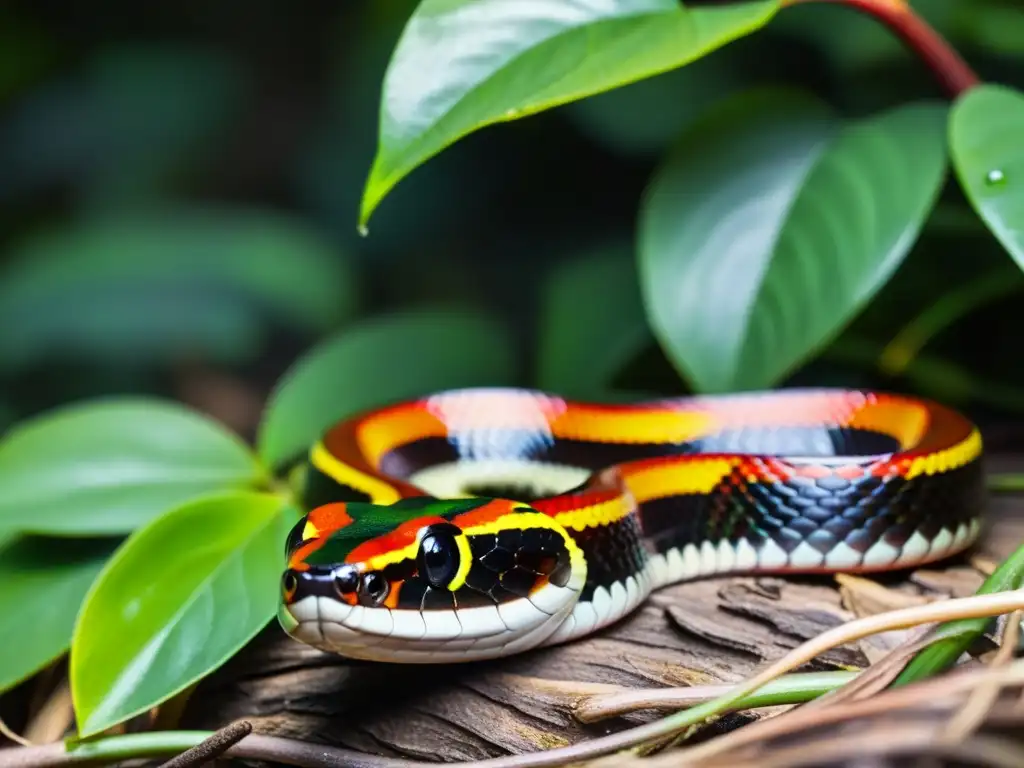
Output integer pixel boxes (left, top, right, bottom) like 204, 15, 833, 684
357, 224, 369, 237
985, 169, 1006, 187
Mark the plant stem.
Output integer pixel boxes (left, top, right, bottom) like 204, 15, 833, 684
575, 671, 856, 722
782, 0, 980, 97
0, 731, 415, 768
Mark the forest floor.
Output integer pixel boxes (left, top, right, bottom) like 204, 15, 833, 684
160, 455, 1024, 768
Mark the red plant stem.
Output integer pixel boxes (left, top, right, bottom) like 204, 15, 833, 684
782, 0, 980, 97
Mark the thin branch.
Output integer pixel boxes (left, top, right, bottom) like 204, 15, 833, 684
157, 721, 252, 768
667, 659, 1024, 766
0, 716, 33, 747
776, 623, 951, 709
0, 732, 421, 768
576, 620, 966, 722
573, 671, 855, 723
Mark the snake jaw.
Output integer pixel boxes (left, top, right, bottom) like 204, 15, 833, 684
281, 557, 586, 663
278, 502, 589, 663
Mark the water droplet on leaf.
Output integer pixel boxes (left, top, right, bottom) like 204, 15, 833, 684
357, 224, 369, 237
985, 169, 1006, 187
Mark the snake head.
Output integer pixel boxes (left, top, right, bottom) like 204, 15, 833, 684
278, 496, 586, 663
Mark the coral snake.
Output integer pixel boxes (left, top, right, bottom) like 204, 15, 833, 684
277, 387, 985, 664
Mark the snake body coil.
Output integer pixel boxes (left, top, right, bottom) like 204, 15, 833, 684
278, 387, 985, 663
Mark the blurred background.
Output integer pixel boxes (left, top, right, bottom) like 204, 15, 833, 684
2, 0, 1024, 448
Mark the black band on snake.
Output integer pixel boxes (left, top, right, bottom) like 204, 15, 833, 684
276, 387, 985, 663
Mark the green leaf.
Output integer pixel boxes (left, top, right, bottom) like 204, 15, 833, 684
258, 308, 517, 471
949, 84, 1024, 268
0, 536, 118, 694
536, 243, 651, 397
70, 492, 295, 737
0, 207, 357, 373
637, 90, 948, 393
360, 0, 780, 226
0, 398, 265, 536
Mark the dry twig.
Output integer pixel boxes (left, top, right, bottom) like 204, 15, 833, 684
574, 622, 958, 722
157, 721, 253, 768
0, 716, 32, 747
942, 609, 1022, 742
653, 659, 1024, 766
704, 726, 1024, 768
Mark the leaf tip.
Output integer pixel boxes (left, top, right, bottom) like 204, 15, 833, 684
358, 158, 396, 232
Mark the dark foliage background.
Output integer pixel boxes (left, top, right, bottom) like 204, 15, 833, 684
1, 0, 1023, 440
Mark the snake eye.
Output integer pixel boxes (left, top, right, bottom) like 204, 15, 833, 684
358, 572, 390, 606
334, 565, 359, 595
281, 570, 298, 599
418, 523, 460, 589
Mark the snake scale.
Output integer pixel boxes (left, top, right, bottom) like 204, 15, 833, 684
277, 387, 985, 663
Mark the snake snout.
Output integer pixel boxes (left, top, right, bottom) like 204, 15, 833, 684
281, 564, 345, 606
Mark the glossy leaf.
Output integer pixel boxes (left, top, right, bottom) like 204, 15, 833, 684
360, 0, 780, 225
949, 84, 1024, 268
536, 243, 651, 397
0, 207, 357, 373
638, 90, 948, 392
70, 492, 295, 737
0, 536, 118, 694
0, 398, 265, 536
258, 308, 516, 471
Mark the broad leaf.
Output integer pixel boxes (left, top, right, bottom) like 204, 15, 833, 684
360, 0, 780, 226
0, 398, 265, 536
257, 308, 516, 471
949, 84, 1024, 268
0, 207, 357, 373
536, 243, 651, 397
0, 536, 118, 694
637, 89, 948, 392
70, 492, 295, 737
